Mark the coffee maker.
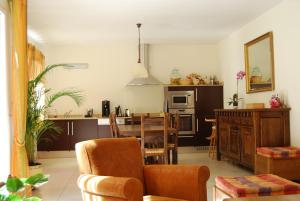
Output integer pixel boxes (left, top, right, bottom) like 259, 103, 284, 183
102, 100, 110, 117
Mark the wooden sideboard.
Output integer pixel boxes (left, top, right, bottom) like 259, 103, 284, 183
215, 108, 290, 170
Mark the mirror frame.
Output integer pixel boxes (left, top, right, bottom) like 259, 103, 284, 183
244, 32, 275, 93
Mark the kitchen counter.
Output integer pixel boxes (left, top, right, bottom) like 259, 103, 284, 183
46, 114, 130, 120
46, 114, 130, 125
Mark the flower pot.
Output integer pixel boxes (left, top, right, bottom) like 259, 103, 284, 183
29, 164, 43, 176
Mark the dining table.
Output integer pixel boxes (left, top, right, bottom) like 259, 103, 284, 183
118, 124, 177, 137
118, 124, 178, 164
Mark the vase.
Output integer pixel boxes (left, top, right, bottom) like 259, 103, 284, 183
232, 93, 239, 109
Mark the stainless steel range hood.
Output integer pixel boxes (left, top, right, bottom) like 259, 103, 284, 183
127, 44, 163, 86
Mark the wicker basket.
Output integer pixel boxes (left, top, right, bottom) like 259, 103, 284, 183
179, 79, 192, 85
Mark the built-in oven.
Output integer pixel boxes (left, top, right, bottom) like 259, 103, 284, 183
166, 90, 194, 109
169, 108, 195, 135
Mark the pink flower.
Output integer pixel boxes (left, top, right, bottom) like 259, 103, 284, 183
236, 71, 246, 80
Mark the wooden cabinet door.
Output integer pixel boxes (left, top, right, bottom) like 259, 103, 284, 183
70, 119, 98, 150
195, 86, 223, 115
241, 126, 254, 169
38, 120, 70, 151
219, 123, 229, 155
228, 125, 240, 160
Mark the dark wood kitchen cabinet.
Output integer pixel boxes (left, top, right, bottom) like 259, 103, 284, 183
194, 85, 223, 146
195, 85, 223, 116
70, 119, 98, 150
38, 119, 98, 151
215, 108, 290, 170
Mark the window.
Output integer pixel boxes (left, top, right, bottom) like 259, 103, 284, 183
0, 10, 10, 181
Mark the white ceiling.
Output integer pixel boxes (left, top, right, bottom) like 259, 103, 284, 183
28, 0, 282, 45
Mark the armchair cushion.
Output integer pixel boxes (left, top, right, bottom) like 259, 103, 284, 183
144, 165, 210, 201
78, 174, 143, 201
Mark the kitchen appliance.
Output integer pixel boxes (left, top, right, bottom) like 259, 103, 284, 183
166, 90, 195, 136
127, 24, 162, 86
85, 108, 93, 117
124, 109, 130, 117
169, 108, 195, 135
102, 100, 110, 117
166, 90, 194, 109
115, 105, 122, 117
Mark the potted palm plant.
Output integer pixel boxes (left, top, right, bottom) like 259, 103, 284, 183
26, 64, 83, 173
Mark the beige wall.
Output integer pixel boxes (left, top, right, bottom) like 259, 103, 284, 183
218, 0, 300, 145
43, 44, 219, 115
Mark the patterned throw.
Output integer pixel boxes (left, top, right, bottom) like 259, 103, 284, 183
215, 174, 300, 198
257, 147, 300, 158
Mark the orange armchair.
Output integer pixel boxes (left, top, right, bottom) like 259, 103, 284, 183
75, 138, 210, 201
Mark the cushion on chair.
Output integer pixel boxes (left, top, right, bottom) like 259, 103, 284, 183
215, 174, 300, 198
257, 147, 300, 158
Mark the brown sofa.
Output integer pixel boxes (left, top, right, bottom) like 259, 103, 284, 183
75, 138, 210, 201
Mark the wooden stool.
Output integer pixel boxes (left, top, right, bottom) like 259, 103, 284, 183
213, 174, 300, 201
205, 118, 216, 159
255, 146, 300, 180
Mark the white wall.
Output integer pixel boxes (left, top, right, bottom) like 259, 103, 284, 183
43, 44, 219, 115
218, 0, 300, 145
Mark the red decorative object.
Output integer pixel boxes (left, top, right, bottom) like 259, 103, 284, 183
270, 94, 282, 108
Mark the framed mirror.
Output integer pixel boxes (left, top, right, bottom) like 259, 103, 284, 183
244, 32, 275, 93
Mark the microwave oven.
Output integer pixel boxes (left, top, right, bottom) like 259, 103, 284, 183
166, 90, 195, 109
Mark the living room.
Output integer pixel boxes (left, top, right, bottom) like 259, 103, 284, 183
1, 0, 300, 201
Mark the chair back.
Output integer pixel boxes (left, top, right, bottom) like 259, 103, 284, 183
109, 113, 119, 138
140, 113, 168, 163
75, 138, 144, 183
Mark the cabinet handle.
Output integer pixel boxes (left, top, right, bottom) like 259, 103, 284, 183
195, 88, 198, 102
71, 121, 74, 136
67, 122, 70, 136
196, 118, 199, 132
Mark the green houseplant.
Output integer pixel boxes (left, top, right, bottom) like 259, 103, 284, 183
26, 64, 83, 166
0, 173, 48, 201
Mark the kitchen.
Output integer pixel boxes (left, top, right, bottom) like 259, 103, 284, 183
38, 42, 223, 150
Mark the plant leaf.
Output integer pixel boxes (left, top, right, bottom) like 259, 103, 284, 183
25, 174, 48, 187
24, 197, 41, 201
45, 89, 84, 107
6, 177, 24, 193
6, 194, 22, 201
0, 194, 8, 201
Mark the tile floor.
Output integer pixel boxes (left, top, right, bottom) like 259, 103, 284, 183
35, 147, 252, 201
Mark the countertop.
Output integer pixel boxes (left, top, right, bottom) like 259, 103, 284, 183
46, 114, 130, 120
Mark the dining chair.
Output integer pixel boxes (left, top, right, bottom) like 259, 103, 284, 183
141, 113, 168, 164
168, 113, 179, 164
205, 118, 216, 159
109, 113, 120, 138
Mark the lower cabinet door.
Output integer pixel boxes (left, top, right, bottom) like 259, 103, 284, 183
228, 125, 240, 160
219, 124, 229, 155
241, 126, 254, 168
38, 120, 70, 151
70, 119, 98, 150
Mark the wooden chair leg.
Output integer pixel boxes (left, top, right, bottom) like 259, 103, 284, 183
212, 137, 215, 160
208, 137, 213, 158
